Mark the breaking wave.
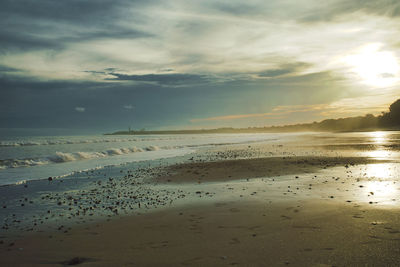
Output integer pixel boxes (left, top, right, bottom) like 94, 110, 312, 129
0, 146, 161, 169
0, 136, 186, 147
0, 138, 141, 147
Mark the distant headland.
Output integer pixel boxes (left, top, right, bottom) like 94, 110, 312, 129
108, 99, 400, 135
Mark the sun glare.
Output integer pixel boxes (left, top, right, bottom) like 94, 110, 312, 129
370, 131, 388, 144
362, 131, 391, 159
345, 44, 400, 87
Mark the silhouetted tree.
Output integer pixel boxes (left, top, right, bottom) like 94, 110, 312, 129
389, 99, 400, 115
379, 99, 400, 127
389, 99, 400, 125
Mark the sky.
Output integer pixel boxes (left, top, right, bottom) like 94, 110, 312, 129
1, 0, 400, 134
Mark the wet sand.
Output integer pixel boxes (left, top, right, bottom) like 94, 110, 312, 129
1, 153, 400, 266
2, 199, 400, 266
155, 156, 385, 183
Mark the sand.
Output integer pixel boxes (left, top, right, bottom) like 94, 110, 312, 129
154, 156, 386, 183
1, 152, 400, 266
1, 200, 400, 266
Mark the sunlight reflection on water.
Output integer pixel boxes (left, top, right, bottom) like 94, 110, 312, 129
366, 150, 392, 160
357, 163, 399, 205
370, 131, 388, 144
364, 131, 393, 160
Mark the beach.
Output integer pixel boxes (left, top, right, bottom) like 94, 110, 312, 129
4, 0, 400, 265
1, 132, 400, 266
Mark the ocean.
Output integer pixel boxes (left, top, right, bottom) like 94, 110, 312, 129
0, 133, 281, 186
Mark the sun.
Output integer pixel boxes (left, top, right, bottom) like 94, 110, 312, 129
345, 43, 400, 87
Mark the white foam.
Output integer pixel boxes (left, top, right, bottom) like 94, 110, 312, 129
145, 145, 160, 151
0, 136, 189, 147
0, 145, 167, 169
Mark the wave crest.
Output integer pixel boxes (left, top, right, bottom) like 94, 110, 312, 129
0, 145, 162, 169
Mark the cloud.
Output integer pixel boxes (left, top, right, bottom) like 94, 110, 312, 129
75, 107, 85, 112
107, 72, 211, 86
257, 62, 311, 78
281, 0, 400, 25
123, 104, 134, 109
190, 96, 391, 124
2, 0, 399, 82
0, 0, 158, 27
0, 23, 151, 54
0, 31, 63, 52
380, 73, 396, 78
0, 0, 153, 52
190, 104, 326, 122
206, 0, 400, 23
0, 65, 20, 72
0, 74, 108, 92
190, 113, 277, 122
1, 0, 400, 132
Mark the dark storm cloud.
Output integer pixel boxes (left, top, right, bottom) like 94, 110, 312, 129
258, 69, 294, 78
0, 26, 154, 53
67, 29, 153, 41
0, 31, 63, 52
0, 65, 20, 72
83, 70, 107, 75
0, 0, 154, 52
107, 73, 211, 86
0, 75, 107, 93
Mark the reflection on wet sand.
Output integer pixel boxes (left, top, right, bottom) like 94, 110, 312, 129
362, 133, 398, 203
364, 163, 394, 179
370, 131, 388, 144
357, 163, 399, 205
362, 131, 398, 160
366, 150, 392, 159
363, 180, 397, 202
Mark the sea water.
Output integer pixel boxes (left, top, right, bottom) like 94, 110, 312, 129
0, 133, 282, 185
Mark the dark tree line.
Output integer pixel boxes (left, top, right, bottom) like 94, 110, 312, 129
268, 98, 400, 132
279, 98, 400, 132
